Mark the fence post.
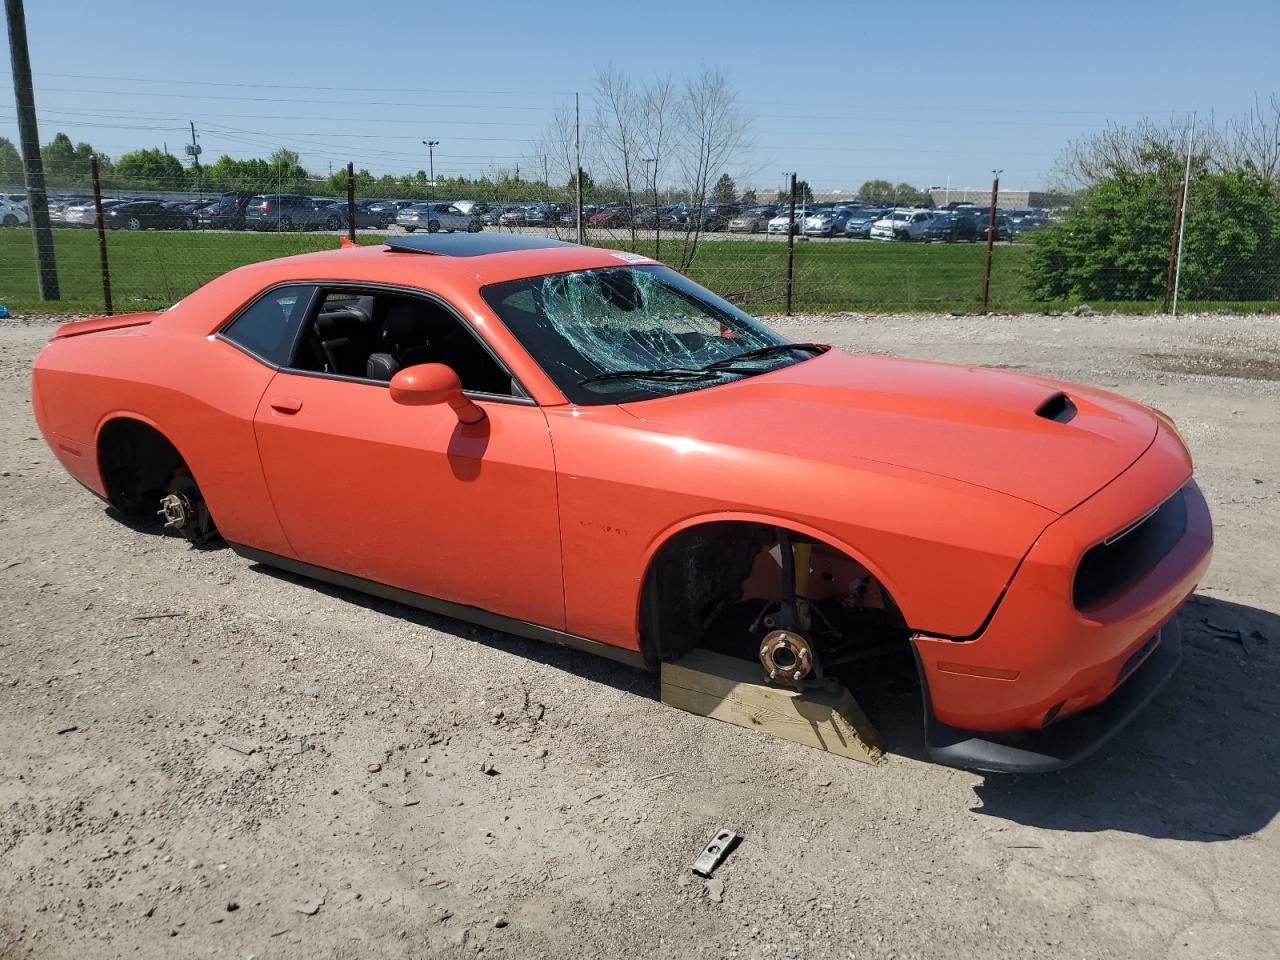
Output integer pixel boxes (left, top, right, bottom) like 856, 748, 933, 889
979, 170, 1001, 314
785, 172, 796, 316
1161, 182, 1186, 313
90, 155, 113, 316
346, 161, 356, 243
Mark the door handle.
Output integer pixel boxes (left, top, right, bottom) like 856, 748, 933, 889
269, 396, 303, 414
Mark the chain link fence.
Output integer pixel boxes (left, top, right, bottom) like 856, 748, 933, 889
2, 160, 1278, 318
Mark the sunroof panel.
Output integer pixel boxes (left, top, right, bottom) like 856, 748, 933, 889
383, 234, 576, 257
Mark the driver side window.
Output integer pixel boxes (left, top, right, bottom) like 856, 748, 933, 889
290, 288, 518, 398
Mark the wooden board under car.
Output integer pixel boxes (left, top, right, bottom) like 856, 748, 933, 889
660, 648, 884, 765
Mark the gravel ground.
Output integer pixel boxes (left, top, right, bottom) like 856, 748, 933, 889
1, 310, 1278, 960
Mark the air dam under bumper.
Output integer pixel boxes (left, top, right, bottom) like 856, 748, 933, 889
924, 617, 1182, 773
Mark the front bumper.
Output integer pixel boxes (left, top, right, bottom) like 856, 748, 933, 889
913, 421, 1212, 770
922, 617, 1182, 773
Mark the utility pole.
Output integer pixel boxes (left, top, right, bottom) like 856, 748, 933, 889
5, 0, 59, 299
188, 121, 201, 192
422, 139, 438, 198
574, 91, 583, 244
1166, 115, 1196, 315
979, 169, 1001, 314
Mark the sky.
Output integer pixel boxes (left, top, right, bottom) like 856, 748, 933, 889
3, 0, 1277, 194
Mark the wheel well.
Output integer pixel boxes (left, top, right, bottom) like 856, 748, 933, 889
638, 520, 910, 669
96, 418, 185, 518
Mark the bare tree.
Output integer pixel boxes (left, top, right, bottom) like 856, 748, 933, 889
1048, 116, 1211, 193
639, 75, 675, 260
673, 69, 747, 271
591, 64, 643, 249
1223, 93, 1280, 182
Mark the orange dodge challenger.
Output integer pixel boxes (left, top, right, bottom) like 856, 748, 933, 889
32, 234, 1212, 772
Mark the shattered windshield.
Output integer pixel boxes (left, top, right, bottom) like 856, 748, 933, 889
481, 264, 810, 404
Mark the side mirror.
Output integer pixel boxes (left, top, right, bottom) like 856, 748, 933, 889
389, 363, 486, 425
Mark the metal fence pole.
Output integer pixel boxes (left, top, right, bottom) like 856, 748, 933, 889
346, 161, 356, 244
90, 155, 112, 316
785, 172, 797, 316
979, 170, 1001, 314
1161, 182, 1186, 314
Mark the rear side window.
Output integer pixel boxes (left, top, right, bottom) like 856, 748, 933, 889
221, 284, 316, 366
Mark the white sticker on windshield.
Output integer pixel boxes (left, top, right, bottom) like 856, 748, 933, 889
610, 252, 654, 264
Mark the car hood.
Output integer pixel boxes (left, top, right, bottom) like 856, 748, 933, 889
618, 349, 1158, 515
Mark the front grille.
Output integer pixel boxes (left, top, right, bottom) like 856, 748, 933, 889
1073, 487, 1189, 610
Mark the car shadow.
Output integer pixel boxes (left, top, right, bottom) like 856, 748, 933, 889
968, 596, 1280, 841
247, 562, 659, 700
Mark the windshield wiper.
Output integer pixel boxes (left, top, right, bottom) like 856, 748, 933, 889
578, 367, 726, 387
699, 342, 827, 371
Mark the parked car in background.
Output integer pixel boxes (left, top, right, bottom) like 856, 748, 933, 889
397, 202, 479, 233
244, 194, 340, 231
1008, 208, 1049, 236
923, 210, 980, 243
160, 199, 210, 230
196, 192, 258, 230
588, 206, 630, 228
103, 199, 194, 231
688, 205, 736, 232
523, 204, 553, 226
802, 207, 854, 238
727, 206, 777, 233
870, 209, 933, 241
1, 198, 29, 226
498, 206, 528, 227
483, 205, 518, 226
767, 207, 809, 235
633, 206, 681, 229
365, 200, 401, 225
64, 198, 127, 227
843, 207, 888, 239
49, 196, 92, 223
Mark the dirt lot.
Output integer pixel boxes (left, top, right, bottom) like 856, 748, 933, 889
1, 310, 1277, 960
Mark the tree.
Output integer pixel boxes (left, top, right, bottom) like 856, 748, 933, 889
673, 69, 748, 270
1026, 157, 1280, 303
894, 182, 928, 206
795, 180, 814, 205
740, 188, 757, 205
0, 137, 22, 186
712, 173, 737, 206
40, 133, 105, 187
857, 179, 895, 203
115, 148, 187, 188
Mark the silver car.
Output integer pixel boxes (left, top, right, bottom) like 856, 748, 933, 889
398, 202, 480, 233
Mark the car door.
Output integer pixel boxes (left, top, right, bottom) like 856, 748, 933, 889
250, 286, 566, 630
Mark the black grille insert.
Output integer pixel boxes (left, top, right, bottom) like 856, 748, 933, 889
1073, 488, 1188, 610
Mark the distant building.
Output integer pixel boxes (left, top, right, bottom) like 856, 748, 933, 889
927, 187, 1065, 209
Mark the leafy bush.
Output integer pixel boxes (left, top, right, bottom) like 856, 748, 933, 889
1027, 165, 1280, 303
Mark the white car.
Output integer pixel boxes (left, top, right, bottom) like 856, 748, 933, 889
766, 206, 810, 235
0, 198, 29, 227
869, 208, 934, 242
396, 202, 480, 233
63, 198, 126, 227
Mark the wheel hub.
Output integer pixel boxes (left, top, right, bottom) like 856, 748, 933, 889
157, 492, 192, 532
759, 629, 817, 686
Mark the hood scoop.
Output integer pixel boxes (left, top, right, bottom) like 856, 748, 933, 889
1035, 392, 1077, 424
